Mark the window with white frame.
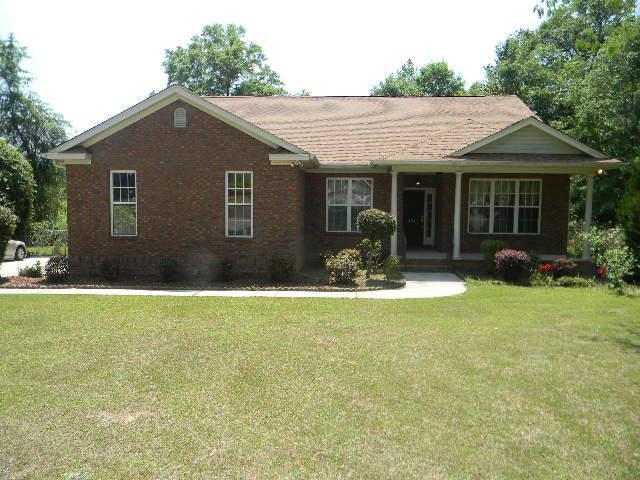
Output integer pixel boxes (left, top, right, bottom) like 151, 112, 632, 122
468, 179, 541, 234
226, 171, 252, 237
326, 178, 373, 232
111, 171, 137, 236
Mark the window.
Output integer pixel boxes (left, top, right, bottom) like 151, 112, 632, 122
468, 179, 541, 234
326, 178, 373, 232
111, 171, 137, 236
174, 107, 186, 128
226, 171, 252, 237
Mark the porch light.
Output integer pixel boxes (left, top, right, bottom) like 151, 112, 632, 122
415, 181, 421, 186
596, 168, 604, 175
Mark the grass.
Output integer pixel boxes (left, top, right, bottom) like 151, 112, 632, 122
0, 283, 639, 479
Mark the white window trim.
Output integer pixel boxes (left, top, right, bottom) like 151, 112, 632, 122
225, 171, 253, 238
467, 178, 542, 235
326, 177, 374, 233
110, 170, 138, 237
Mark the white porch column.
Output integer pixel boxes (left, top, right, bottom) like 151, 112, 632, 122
390, 171, 398, 257
582, 174, 594, 260
453, 172, 463, 260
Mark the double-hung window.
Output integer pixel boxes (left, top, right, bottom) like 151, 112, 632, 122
111, 171, 137, 236
226, 171, 253, 237
468, 179, 541, 234
326, 178, 373, 232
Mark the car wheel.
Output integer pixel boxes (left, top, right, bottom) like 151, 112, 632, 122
14, 246, 26, 261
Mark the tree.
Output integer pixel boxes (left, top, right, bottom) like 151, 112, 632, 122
0, 34, 68, 223
356, 208, 397, 277
0, 139, 35, 237
618, 159, 640, 268
0, 204, 17, 266
163, 24, 287, 96
483, 0, 639, 223
371, 60, 466, 96
416, 61, 466, 96
371, 60, 422, 96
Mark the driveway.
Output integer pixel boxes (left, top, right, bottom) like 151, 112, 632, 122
0, 257, 49, 278
0, 271, 466, 299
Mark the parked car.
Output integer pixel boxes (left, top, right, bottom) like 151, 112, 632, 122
3, 240, 27, 261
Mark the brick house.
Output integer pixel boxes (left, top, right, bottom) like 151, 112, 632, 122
45, 85, 623, 276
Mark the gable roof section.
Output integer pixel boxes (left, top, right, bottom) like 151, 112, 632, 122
47, 85, 306, 156
450, 117, 606, 158
204, 95, 537, 165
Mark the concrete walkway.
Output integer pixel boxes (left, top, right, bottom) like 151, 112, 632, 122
0, 272, 466, 300
0, 257, 49, 278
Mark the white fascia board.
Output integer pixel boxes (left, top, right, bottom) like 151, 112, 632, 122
450, 117, 607, 159
269, 153, 320, 167
49, 85, 306, 155
43, 152, 92, 165
373, 159, 623, 174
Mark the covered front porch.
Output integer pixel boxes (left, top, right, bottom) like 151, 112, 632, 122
388, 168, 599, 265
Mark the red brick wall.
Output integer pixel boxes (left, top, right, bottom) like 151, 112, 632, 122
66, 100, 305, 277
304, 173, 391, 262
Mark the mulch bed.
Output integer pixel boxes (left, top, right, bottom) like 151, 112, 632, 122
0, 274, 406, 292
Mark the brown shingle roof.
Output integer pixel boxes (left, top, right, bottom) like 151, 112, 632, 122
203, 95, 536, 165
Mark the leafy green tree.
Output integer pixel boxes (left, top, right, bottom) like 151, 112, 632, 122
371, 60, 466, 96
618, 159, 640, 268
0, 139, 35, 237
371, 60, 422, 96
163, 24, 287, 96
416, 61, 466, 96
483, 0, 639, 223
467, 81, 489, 95
0, 34, 68, 223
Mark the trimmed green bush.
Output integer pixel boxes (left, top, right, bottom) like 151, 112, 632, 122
383, 255, 401, 281
326, 250, 359, 284
159, 258, 179, 282
269, 254, 295, 282
45, 256, 70, 282
357, 209, 397, 277
100, 258, 121, 281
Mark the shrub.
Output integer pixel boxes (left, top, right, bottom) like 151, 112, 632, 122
218, 258, 233, 282
600, 246, 636, 291
584, 226, 627, 266
358, 238, 382, 278
617, 159, 640, 272
383, 255, 401, 281
18, 261, 43, 278
356, 209, 397, 277
269, 254, 295, 282
100, 258, 121, 281
356, 209, 396, 241
530, 270, 554, 287
158, 257, 179, 282
338, 248, 362, 267
325, 250, 359, 284
551, 256, 578, 278
556, 276, 593, 288
45, 256, 70, 282
494, 249, 531, 283
480, 240, 508, 274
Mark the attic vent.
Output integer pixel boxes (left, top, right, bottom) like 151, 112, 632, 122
173, 107, 187, 128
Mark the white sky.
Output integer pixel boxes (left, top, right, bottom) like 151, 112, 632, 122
0, 0, 541, 136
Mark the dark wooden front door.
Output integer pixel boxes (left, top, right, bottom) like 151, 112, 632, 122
403, 190, 425, 247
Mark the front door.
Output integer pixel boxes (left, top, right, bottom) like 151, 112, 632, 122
403, 190, 425, 247
403, 189, 436, 247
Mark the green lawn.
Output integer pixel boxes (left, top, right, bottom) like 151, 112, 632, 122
1, 284, 639, 479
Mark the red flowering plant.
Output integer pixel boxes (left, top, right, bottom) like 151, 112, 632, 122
597, 266, 607, 278
537, 263, 554, 274
494, 249, 531, 283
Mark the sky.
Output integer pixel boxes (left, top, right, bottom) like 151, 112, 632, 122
0, 0, 542, 136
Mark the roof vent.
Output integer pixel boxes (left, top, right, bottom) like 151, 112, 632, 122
174, 107, 186, 128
